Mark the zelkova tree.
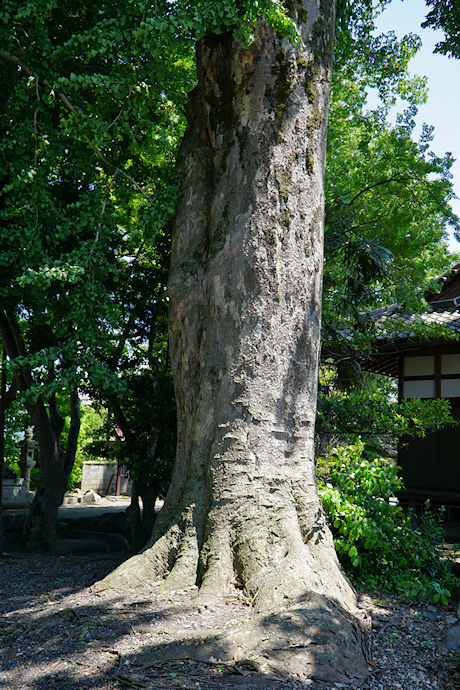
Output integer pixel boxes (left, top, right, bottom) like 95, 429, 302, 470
96, 1, 369, 682
424, 0, 460, 59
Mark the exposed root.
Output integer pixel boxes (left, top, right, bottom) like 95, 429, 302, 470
195, 525, 235, 608
92, 484, 369, 683
92, 527, 179, 592
133, 592, 370, 685
94, 494, 357, 618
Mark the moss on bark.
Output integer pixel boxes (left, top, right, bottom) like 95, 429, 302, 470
94, 2, 368, 684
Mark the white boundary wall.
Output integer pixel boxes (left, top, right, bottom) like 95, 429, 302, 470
81, 462, 132, 496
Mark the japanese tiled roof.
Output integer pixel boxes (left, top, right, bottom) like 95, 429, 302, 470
370, 302, 460, 340
349, 264, 460, 377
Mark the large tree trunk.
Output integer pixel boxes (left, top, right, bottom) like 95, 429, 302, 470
96, 2, 369, 683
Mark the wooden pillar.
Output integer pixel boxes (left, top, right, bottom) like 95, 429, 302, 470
115, 459, 121, 496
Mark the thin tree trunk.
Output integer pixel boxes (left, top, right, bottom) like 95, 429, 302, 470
127, 481, 159, 550
0, 310, 81, 550
126, 487, 142, 548
138, 482, 157, 543
96, 3, 369, 683
0, 345, 6, 556
23, 391, 80, 550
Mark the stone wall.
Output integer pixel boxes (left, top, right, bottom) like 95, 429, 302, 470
2, 477, 33, 506
81, 462, 132, 496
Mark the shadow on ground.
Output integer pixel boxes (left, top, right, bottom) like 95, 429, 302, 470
0, 549, 369, 689
1, 549, 459, 690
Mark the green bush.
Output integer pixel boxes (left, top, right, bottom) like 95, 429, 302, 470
318, 439, 456, 604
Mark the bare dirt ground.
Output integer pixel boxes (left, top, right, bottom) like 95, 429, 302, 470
1, 548, 459, 690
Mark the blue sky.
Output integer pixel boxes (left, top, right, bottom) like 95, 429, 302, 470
374, 0, 460, 254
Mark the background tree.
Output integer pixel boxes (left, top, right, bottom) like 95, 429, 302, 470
423, 0, 460, 59
86, 233, 176, 548
318, 8, 459, 449
324, 20, 458, 343
0, 0, 191, 549
66, 402, 108, 491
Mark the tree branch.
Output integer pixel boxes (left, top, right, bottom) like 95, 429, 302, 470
48, 391, 65, 438
345, 173, 414, 207
110, 309, 137, 371
0, 310, 33, 391
4, 378, 18, 410
0, 50, 153, 201
0, 49, 80, 113
115, 167, 154, 202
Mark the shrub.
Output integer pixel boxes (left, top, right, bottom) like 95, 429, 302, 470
318, 439, 456, 604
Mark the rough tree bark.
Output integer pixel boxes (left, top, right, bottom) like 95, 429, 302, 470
96, 1, 369, 683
